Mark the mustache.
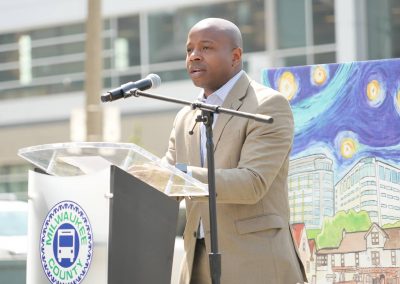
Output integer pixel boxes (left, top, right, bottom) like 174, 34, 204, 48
188, 64, 206, 71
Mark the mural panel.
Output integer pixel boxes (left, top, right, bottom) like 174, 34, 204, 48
263, 59, 400, 284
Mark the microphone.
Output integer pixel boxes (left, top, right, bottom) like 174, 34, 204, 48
101, 73, 161, 102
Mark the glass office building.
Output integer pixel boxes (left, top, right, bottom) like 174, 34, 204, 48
288, 154, 334, 229
0, 0, 399, 199
335, 157, 400, 226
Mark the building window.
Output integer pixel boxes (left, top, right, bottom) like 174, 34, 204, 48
369, 211, 378, 217
371, 232, 379, 245
117, 15, 141, 67
367, 0, 400, 59
371, 251, 380, 266
385, 168, 391, 181
361, 200, 378, 207
277, 0, 306, 48
341, 254, 345, 267
317, 255, 327, 266
379, 166, 385, 179
312, 0, 335, 45
0, 20, 114, 99
355, 252, 359, 267
391, 170, 397, 183
0, 164, 30, 200
29, 22, 85, 40
148, 0, 265, 64
392, 251, 396, 265
19, 35, 32, 85
331, 255, 335, 267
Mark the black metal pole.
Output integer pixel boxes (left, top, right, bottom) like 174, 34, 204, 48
202, 110, 221, 284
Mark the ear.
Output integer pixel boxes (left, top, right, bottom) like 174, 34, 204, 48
232, 47, 242, 67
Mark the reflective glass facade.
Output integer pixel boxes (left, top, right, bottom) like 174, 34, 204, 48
1, 0, 399, 102
367, 0, 400, 59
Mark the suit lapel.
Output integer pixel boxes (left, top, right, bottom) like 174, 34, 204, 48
188, 108, 202, 167
212, 73, 250, 152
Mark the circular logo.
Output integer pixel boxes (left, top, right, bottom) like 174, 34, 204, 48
40, 201, 93, 284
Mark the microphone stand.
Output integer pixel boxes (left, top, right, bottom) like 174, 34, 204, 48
113, 88, 273, 284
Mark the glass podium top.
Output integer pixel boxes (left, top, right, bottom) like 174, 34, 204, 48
18, 142, 208, 197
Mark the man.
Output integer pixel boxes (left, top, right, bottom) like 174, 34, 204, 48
164, 18, 307, 284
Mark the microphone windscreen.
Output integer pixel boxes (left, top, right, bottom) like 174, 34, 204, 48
147, 73, 161, 89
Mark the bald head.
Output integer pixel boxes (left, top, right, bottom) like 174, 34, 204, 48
185, 18, 243, 96
190, 18, 243, 50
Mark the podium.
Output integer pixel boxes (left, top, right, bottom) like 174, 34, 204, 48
18, 142, 207, 284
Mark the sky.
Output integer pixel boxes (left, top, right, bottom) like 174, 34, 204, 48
263, 58, 400, 181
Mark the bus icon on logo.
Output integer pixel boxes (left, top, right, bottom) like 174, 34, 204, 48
57, 229, 75, 263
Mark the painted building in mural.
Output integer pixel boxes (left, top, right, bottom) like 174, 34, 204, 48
316, 223, 400, 284
291, 223, 314, 282
292, 222, 400, 284
288, 154, 335, 229
335, 157, 400, 226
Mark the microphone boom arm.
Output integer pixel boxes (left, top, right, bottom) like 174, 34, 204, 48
130, 89, 273, 124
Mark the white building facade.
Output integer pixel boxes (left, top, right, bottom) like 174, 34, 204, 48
288, 154, 335, 228
335, 157, 400, 226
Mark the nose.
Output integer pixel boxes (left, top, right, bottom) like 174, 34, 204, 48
187, 48, 201, 61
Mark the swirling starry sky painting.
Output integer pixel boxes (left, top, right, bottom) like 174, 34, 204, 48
263, 59, 400, 182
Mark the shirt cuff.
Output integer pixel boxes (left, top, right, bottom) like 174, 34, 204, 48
186, 166, 193, 177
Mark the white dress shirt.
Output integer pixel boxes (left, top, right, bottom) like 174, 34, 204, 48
196, 70, 244, 238
199, 70, 244, 167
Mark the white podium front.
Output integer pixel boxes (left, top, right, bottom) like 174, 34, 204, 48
18, 142, 207, 284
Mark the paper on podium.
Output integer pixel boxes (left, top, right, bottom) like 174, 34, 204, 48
58, 156, 113, 175
18, 142, 208, 197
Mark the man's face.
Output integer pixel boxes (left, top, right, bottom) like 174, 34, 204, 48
186, 27, 238, 96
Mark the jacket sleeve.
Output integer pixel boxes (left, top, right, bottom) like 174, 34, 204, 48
162, 105, 194, 166
162, 125, 176, 166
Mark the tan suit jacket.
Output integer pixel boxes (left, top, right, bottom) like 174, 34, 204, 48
164, 72, 307, 284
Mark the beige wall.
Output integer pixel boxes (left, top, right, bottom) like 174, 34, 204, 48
0, 110, 178, 166
0, 122, 70, 165
120, 110, 177, 157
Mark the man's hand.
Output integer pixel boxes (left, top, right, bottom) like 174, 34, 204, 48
128, 163, 173, 193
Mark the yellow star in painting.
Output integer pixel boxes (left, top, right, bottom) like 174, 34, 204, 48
366, 80, 381, 102
340, 138, 357, 159
312, 65, 328, 86
278, 71, 298, 101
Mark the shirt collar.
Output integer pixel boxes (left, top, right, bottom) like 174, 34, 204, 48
198, 70, 244, 104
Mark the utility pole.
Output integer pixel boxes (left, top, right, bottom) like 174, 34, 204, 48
84, 0, 103, 141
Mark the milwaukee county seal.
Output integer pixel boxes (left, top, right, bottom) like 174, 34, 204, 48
40, 201, 93, 284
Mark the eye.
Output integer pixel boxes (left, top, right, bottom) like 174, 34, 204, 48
186, 47, 192, 53
203, 46, 210, 51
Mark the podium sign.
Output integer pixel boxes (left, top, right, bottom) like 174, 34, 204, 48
27, 168, 109, 284
18, 142, 207, 284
